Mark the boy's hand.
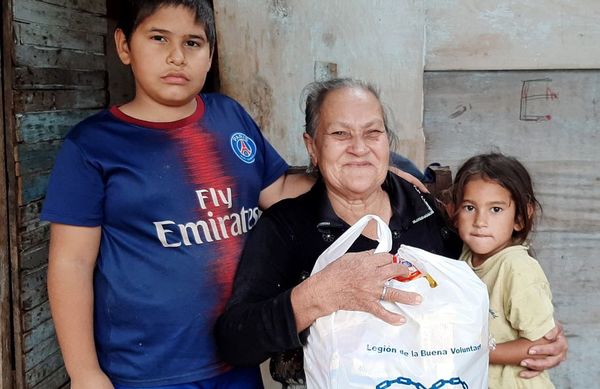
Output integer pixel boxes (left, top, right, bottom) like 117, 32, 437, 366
71, 369, 113, 389
519, 322, 568, 378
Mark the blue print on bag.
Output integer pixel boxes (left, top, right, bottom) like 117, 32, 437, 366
376, 376, 469, 389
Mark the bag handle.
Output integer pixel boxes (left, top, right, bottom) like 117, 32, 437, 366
311, 214, 392, 275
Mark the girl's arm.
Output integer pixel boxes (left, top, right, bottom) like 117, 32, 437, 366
519, 323, 568, 378
490, 336, 553, 366
47, 224, 112, 389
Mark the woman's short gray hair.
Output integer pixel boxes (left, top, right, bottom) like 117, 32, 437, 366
301, 78, 397, 174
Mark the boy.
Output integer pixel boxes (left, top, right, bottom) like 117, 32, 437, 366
43, 1, 310, 388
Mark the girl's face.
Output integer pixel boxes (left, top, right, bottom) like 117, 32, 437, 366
456, 177, 523, 266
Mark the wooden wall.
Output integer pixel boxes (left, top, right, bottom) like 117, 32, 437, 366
215, 2, 597, 387
213, 0, 426, 167
423, 3, 600, 387
424, 70, 600, 388
425, 0, 600, 70
3, 0, 108, 388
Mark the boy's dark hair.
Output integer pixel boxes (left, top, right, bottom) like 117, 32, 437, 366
117, 0, 216, 55
451, 152, 541, 244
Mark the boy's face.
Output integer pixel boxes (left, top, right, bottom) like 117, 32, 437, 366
115, 5, 212, 109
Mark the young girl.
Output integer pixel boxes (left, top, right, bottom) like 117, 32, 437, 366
451, 152, 556, 389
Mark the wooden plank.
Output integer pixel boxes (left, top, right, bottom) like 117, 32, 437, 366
16, 142, 62, 176
25, 88, 104, 113
19, 200, 44, 227
18, 173, 51, 205
2, 0, 22, 387
0, 0, 13, 385
14, 67, 105, 90
30, 364, 68, 389
14, 45, 105, 71
21, 244, 50, 274
424, 70, 600, 164
22, 300, 51, 333
19, 224, 50, 254
23, 335, 59, 373
20, 266, 48, 311
16, 109, 96, 143
14, 89, 106, 112
39, 0, 106, 15
14, 0, 107, 33
425, 0, 600, 70
15, 21, 104, 54
23, 319, 55, 353
24, 350, 64, 389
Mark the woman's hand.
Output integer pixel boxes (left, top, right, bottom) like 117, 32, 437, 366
519, 322, 568, 378
291, 250, 421, 331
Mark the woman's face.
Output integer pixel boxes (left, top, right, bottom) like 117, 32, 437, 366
304, 87, 390, 200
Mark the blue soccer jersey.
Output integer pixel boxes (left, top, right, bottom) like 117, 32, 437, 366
41, 94, 288, 386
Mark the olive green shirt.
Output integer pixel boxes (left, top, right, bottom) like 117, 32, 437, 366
461, 245, 555, 389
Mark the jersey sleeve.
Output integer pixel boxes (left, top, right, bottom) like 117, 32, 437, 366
505, 260, 555, 341
41, 137, 104, 226
236, 102, 288, 189
257, 131, 289, 189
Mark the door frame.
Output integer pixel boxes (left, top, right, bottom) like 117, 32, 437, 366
1, 0, 14, 387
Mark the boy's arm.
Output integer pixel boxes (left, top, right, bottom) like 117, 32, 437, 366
258, 171, 315, 210
490, 336, 553, 366
47, 224, 113, 389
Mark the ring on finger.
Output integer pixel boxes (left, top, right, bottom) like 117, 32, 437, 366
380, 285, 387, 301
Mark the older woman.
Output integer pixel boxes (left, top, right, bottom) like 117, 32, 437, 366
215, 78, 459, 366
215, 78, 566, 375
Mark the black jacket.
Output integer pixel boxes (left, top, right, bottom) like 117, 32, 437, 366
215, 173, 461, 366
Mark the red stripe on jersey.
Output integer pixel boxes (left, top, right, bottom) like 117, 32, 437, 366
169, 124, 242, 314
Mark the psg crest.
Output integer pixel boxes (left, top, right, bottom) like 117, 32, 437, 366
230, 132, 257, 164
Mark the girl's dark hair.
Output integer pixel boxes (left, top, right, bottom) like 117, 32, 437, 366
451, 152, 541, 244
116, 0, 216, 55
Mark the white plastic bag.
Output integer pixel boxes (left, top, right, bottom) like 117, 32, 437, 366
304, 214, 489, 389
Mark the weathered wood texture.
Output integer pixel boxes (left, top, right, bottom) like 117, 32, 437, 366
1, 2, 14, 387
424, 70, 600, 388
5, 0, 108, 387
425, 0, 600, 70
214, 0, 426, 167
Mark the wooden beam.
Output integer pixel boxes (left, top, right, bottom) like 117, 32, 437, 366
14, 67, 106, 90
3, 0, 24, 387
14, 0, 106, 33
0, 0, 13, 386
15, 22, 104, 54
